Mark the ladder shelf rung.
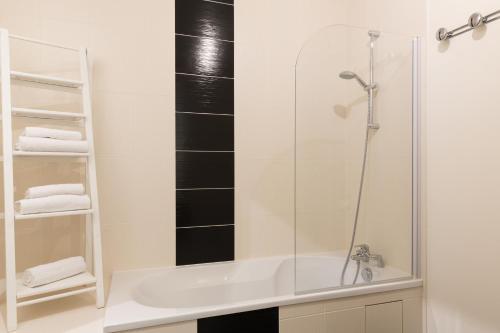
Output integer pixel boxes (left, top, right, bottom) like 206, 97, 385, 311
17, 272, 96, 300
18, 286, 96, 308
11, 107, 86, 120
10, 71, 83, 88
13, 151, 89, 157
15, 209, 93, 221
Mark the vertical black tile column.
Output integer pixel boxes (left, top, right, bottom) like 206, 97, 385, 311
175, 0, 235, 266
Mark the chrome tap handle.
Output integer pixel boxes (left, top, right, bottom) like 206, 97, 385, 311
352, 244, 385, 267
351, 244, 370, 262
354, 244, 370, 254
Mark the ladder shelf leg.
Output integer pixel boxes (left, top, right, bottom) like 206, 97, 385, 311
0, 28, 18, 332
80, 48, 105, 308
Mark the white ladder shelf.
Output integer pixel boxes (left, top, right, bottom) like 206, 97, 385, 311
0, 29, 105, 331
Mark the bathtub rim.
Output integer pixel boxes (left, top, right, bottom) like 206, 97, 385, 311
104, 257, 422, 333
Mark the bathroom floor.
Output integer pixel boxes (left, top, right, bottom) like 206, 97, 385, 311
0, 296, 103, 333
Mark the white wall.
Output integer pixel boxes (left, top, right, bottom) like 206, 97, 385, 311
426, 1, 500, 332
0, 0, 177, 292
235, 0, 350, 259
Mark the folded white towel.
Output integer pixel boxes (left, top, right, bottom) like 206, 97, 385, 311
16, 194, 91, 215
16, 136, 89, 153
22, 256, 87, 288
25, 184, 85, 199
23, 127, 82, 141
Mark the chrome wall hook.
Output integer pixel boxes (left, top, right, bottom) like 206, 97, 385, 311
468, 12, 485, 28
436, 27, 449, 41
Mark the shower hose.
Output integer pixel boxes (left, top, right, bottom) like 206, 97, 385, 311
340, 112, 371, 286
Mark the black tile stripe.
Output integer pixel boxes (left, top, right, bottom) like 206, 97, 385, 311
175, 0, 234, 265
176, 113, 234, 151
177, 189, 234, 228
206, 0, 234, 4
176, 0, 234, 41
176, 74, 234, 115
198, 308, 279, 333
176, 226, 234, 265
176, 151, 234, 189
176, 35, 234, 78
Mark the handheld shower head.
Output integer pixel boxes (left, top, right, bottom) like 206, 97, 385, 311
339, 71, 356, 80
339, 71, 369, 90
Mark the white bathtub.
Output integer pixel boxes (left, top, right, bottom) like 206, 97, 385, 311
104, 255, 422, 332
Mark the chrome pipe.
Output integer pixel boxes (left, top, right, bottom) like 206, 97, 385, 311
436, 9, 500, 41
368, 30, 380, 130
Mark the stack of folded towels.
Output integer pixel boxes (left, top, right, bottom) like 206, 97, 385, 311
16, 184, 91, 215
23, 256, 87, 287
16, 127, 88, 153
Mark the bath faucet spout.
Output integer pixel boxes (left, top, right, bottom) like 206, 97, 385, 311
369, 254, 385, 268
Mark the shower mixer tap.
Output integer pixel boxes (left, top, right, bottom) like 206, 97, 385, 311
351, 244, 385, 268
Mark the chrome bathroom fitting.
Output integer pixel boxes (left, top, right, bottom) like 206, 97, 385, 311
338, 71, 379, 129
339, 30, 382, 287
338, 30, 380, 130
436, 10, 500, 41
338, 71, 377, 92
351, 244, 385, 268
361, 267, 373, 282
367, 30, 380, 130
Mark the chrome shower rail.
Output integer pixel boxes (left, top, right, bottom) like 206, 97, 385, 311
436, 10, 500, 41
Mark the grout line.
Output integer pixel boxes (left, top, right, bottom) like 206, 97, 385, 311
176, 150, 234, 153
176, 72, 234, 80
176, 111, 234, 117
175, 33, 234, 43
202, 0, 234, 6
176, 188, 234, 191
177, 224, 234, 230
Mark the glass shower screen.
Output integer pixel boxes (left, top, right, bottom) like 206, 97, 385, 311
294, 25, 419, 294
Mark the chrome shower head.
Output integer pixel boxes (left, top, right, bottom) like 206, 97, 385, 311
339, 71, 369, 89
339, 71, 356, 80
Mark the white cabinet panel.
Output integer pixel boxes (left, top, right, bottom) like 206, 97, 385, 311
280, 314, 326, 333
403, 298, 422, 333
366, 301, 403, 333
326, 307, 365, 333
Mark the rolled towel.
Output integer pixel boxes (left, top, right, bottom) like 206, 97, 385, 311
16, 136, 89, 153
22, 256, 87, 287
16, 194, 91, 215
25, 184, 85, 199
23, 127, 82, 141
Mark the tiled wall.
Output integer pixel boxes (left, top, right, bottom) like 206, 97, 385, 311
0, 0, 178, 290
0, 0, 353, 292
0, 0, 424, 292
175, 0, 235, 265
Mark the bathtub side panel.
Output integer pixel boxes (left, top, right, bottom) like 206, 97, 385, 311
279, 288, 422, 333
